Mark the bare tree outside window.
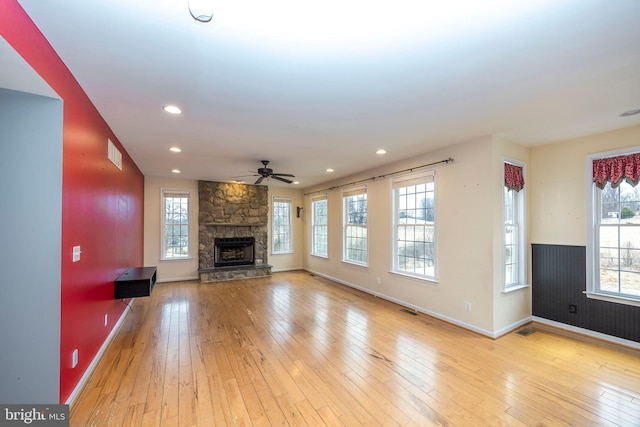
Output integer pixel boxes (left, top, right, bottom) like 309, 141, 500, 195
272, 197, 292, 254
393, 172, 436, 279
162, 191, 190, 259
344, 191, 367, 264
597, 180, 640, 296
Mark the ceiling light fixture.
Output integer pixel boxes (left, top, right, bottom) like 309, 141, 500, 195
188, 0, 213, 23
326, 168, 334, 173
293, 181, 300, 185
163, 105, 182, 114
376, 149, 387, 155
169, 147, 182, 153
172, 169, 181, 174
620, 109, 640, 117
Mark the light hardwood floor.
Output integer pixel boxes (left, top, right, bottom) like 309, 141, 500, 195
70, 271, 640, 426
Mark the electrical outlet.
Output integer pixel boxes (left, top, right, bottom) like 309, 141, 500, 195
376, 277, 381, 285
72, 349, 78, 368
104, 314, 108, 326
464, 302, 472, 312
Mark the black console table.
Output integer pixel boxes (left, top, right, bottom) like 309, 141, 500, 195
115, 266, 157, 299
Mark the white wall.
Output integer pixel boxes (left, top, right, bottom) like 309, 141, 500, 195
530, 124, 640, 246
492, 136, 531, 334
0, 88, 63, 403
144, 176, 200, 282
302, 135, 531, 336
268, 186, 305, 271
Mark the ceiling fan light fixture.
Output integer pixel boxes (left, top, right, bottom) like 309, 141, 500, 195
620, 108, 640, 117
188, 0, 213, 23
247, 160, 296, 185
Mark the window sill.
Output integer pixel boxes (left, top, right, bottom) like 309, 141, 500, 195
584, 291, 640, 308
389, 270, 438, 285
341, 260, 368, 268
160, 256, 193, 262
272, 251, 294, 256
311, 253, 328, 259
502, 283, 529, 294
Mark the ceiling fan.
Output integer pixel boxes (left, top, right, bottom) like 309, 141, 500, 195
245, 160, 296, 185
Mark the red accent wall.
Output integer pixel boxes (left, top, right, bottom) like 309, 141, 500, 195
0, 0, 144, 403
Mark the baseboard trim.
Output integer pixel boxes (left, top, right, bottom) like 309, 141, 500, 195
64, 299, 134, 405
271, 267, 304, 273
304, 269, 530, 339
494, 317, 533, 338
156, 275, 199, 283
532, 316, 640, 351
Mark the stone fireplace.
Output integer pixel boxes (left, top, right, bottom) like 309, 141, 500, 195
198, 181, 271, 282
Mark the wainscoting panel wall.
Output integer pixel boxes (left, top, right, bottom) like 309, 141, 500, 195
532, 244, 640, 343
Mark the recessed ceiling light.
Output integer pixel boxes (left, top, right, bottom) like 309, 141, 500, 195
293, 181, 300, 185
376, 149, 387, 155
326, 168, 334, 173
171, 169, 181, 174
620, 109, 640, 117
163, 105, 182, 114
169, 147, 182, 153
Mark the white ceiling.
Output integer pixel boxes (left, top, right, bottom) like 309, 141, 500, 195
15, 0, 640, 188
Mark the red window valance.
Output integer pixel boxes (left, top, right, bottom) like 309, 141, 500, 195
504, 163, 524, 192
592, 153, 640, 189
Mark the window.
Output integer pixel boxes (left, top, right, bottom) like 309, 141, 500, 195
392, 171, 436, 280
503, 161, 527, 291
161, 189, 191, 259
312, 195, 328, 257
272, 196, 292, 254
588, 150, 640, 305
343, 187, 367, 265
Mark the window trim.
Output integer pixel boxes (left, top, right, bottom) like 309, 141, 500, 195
391, 169, 437, 281
160, 188, 192, 261
311, 194, 328, 258
585, 147, 640, 308
272, 195, 293, 255
502, 158, 528, 293
342, 186, 368, 266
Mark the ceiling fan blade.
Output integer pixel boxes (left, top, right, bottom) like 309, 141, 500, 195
272, 173, 295, 177
254, 176, 265, 185
271, 175, 293, 184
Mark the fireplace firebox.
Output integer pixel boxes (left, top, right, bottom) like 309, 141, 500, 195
214, 237, 255, 267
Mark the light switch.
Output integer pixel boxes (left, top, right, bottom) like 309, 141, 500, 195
72, 349, 78, 368
72, 246, 81, 262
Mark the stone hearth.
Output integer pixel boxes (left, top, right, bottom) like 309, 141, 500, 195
198, 181, 271, 282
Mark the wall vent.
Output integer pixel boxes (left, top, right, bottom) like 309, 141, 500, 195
107, 139, 122, 170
